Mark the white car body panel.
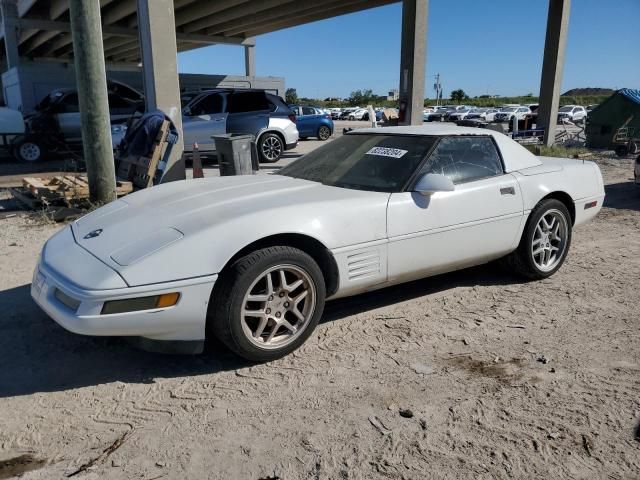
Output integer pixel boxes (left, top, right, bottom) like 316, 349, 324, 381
32, 125, 605, 347
387, 173, 523, 284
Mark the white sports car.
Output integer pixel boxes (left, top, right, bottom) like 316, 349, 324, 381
32, 125, 605, 361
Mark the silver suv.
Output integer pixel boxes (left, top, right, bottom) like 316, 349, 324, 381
182, 89, 299, 163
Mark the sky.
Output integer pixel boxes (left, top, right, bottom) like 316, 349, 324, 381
177, 0, 640, 100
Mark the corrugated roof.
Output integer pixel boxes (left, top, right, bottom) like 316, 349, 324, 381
619, 88, 640, 105
3, 0, 398, 63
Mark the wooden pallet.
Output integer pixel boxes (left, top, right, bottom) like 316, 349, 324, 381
18, 174, 132, 205
116, 120, 170, 189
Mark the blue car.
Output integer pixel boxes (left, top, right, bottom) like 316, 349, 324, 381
289, 105, 334, 141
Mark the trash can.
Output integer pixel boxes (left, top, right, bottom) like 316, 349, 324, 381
213, 134, 260, 176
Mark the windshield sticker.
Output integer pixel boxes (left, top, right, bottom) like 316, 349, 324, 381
365, 146, 408, 159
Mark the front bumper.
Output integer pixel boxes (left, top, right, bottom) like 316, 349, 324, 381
31, 258, 216, 343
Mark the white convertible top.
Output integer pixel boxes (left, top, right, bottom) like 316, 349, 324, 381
353, 124, 542, 172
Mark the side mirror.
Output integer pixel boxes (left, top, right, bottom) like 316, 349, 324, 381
414, 173, 454, 195
182, 106, 192, 117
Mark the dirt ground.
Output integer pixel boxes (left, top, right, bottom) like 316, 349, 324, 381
0, 153, 639, 479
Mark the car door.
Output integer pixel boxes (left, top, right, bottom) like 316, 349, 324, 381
182, 92, 227, 151
108, 93, 137, 125
387, 136, 524, 283
55, 92, 82, 143
225, 91, 270, 138
297, 106, 321, 137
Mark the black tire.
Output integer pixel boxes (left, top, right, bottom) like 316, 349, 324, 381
615, 145, 629, 157
317, 125, 331, 141
502, 199, 572, 280
208, 246, 326, 362
258, 132, 284, 163
13, 138, 46, 162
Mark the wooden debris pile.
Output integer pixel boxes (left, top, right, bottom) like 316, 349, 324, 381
11, 175, 132, 209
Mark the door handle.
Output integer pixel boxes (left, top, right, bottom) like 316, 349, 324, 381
500, 187, 516, 195
213, 118, 224, 122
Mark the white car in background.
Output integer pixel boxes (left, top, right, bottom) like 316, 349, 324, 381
494, 106, 531, 123
348, 108, 369, 120
557, 105, 587, 124
32, 125, 604, 361
448, 108, 476, 122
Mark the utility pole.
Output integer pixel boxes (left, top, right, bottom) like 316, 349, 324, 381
433, 73, 442, 106
69, 0, 116, 203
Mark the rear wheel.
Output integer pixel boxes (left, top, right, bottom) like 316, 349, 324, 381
258, 132, 283, 163
503, 199, 572, 280
13, 138, 46, 162
208, 246, 326, 362
615, 145, 629, 157
317, 125, 331, 141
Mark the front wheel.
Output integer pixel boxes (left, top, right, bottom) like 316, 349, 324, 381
13, 138, 46, 162
503, 199, 572, 280
317, 125, 331, 141
258, 133, 283, 163
208, 246, 326, 362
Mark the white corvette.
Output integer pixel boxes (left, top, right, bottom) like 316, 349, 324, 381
32, 125, 605, 361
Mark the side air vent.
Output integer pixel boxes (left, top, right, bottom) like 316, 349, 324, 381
347, 249, 381, 281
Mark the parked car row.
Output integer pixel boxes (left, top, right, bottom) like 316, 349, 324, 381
11, 84, 341, 163
423, 102, 591, 125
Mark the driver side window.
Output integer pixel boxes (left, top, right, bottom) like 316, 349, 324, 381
420, 136, 503, 184
189, 93, 224, 116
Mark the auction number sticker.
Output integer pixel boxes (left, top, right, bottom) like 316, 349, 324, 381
365, 146, 408, 159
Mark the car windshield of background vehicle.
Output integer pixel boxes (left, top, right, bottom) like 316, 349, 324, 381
559, 106, 573, 112
277, 134, 436, 193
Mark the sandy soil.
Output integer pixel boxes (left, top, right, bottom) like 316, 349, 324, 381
0, 155, 638, 479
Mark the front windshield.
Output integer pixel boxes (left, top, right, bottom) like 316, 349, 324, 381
277, 134, 436, 193
501, 107, 517, 112
559, 106, 573, 112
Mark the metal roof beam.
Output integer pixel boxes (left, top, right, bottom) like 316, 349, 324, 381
174, 0, 249, 27
183, 0, 295, 33
241, 0, 395, 37
215, 0, 371, 36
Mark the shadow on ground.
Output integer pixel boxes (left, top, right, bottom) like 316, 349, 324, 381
0, 263, 521, 398
604, 181, 640, 211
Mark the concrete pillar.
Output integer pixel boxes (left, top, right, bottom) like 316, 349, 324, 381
136, 0, 185, 182
69, 0, 117, 203
398, 0, 428, 126
1, 0, 20, 69
244, 42, 255, 78
538, 0, 571, 146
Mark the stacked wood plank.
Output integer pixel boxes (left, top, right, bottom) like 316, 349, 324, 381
14, 175, 132, 207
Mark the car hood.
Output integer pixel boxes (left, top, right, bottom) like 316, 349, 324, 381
71, 174, 389, 287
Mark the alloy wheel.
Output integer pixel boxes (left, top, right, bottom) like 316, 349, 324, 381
240, 265, 316, 350
318, 126, 331, 140
261, 136, 282, 161
531, 209, 568, 272
19, 142, 41, 162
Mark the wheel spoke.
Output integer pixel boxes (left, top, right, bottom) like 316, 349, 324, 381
287, 279, 303, 292
293, 290, 308, 304
254, 317, 269, 338
265, 324, 280, 343
247, 293, 269, 302
280, 319, 297, 333
279, 270, 288, 290
291, 306, 305, 321
265, 272, 274, 295
243, 309, 265, 318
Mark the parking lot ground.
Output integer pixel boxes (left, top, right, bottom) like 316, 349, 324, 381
0, 154, 638, 479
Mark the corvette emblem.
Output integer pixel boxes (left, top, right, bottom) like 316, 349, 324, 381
84, 229, 103, 239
